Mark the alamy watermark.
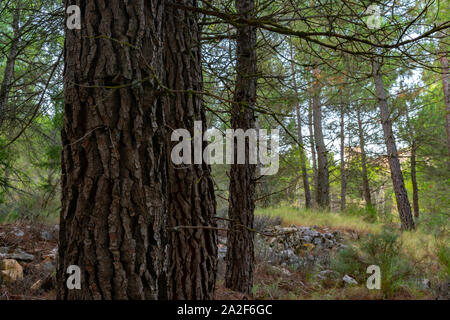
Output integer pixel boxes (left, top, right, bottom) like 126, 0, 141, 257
171, 122, 279, 176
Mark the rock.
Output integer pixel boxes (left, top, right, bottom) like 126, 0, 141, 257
343, 274, 358, 285
272, 266, 291, 276
39, 259, 55, 274
420, 278, 431, 290
0, 247, 9, 254
313, 237, 323, 245
0, 259, 24, 282
316, 270, 339, 281
6, 248, 35, 261
40, 231, 52, 241
13, 229, 24, 237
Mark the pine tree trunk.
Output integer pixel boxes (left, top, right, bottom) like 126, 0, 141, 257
290, 44, 311, 208
0, 10, 20, 128
225, 0, 257, 295
411, 142, 419, 219
372, 60, 415, 230
163, 1, 218, 300
58, 0, 169, 300
357, 108, 372, 206
340, 103, 346, 211
312, 70, 330, 209
308, 96, 318, 205
439, 52, 450, 160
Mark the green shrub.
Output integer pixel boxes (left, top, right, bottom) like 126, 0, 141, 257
331, 228, 417, 298
344, 204, 378, 223
436, 244, 450, 277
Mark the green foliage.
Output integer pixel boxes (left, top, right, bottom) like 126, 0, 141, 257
331, 228, 417, 298
344, 204, 379, 224
436, 245, 450, 277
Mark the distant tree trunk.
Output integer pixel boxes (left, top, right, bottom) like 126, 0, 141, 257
372, 60, 415, 230
163, 1, 218, 300
339, 102, 346, 211
439, 49, 450, 160
357, 108, 372, 206
311, 68, 330, 209
308, 96, 318, 205
410, 141, 419, 219
225, 0, 257, 295
58, 0, 169, 299
0, 10, 20, 128
405, 111, 419, 219
255, 119, 270, 207
290, 44, 311, 208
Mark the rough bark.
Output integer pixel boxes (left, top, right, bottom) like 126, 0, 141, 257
225, 0, 257, 295
163, 1, 218, 300
311, 69, 329, 209
0, 10, 20, 128
58, 0, 169, 299
357, 108, 372, 206
290, 44, 311, 208
372, 60, 415, 230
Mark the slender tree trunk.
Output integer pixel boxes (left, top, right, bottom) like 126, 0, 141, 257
163, 1, 218, 300
311, 69, 329, 209
0, 10, 20, 128
225, 0, 257, 295
58, 0, 170, 300
290, 44, 311, 208
372, 60, 415, 230
410, 141, 419, 219
405, 111, 420, 219
308, 95, 318, 205
339, 102, 346, 211
357, 108, 372, 206
439, 51, 450, 160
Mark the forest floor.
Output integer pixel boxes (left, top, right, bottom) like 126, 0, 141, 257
0, 207, 448, 300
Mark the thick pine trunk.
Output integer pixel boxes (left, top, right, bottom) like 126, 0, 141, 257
225, 0, 257, 295
163, 1, 218, 300
290, 44, 311, 208
372, 60, 415, 230
357, 108, 372, 206
0, 10, 20, 128
312, 70, 329, 209
58, 0, 169, 299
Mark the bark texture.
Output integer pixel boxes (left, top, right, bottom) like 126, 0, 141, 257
225, 0, 257, 295
372, 60, 415, 230
163, 1, 218, 300
0, 10, 20, 128
311, 69, 329, 209
58, 0, 170, 300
